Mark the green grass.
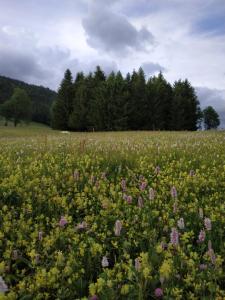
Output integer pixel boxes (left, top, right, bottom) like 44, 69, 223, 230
0, 121, 53, 138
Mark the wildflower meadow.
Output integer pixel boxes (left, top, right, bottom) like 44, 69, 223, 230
0, 130, 225, 299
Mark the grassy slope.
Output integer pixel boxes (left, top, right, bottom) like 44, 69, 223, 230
0, 121, 53, 138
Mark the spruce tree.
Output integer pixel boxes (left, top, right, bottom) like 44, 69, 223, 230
105, 71, 116, 130
69, 72, 88, 131
171, 80, 200, 130
147, 72, 172, 130
88, 66, 107, 131
51, 69, 73, 130
128, 68, 146, 130
105, 71, 128, 130
203, 106, 220, 130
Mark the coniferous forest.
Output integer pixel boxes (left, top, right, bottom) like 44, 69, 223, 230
51, 67, 202, 131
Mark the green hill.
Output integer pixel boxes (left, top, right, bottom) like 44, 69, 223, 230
0, 75, 57, 125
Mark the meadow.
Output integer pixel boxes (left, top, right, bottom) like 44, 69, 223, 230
0, 125, 225, 299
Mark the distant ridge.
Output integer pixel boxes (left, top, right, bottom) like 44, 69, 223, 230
0, 75, 57, 125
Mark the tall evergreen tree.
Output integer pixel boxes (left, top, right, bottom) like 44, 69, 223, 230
51, 69, 73, 130
171, 80, 200, 130
105, 71, 128, 130
105, 71, 116, 130
147, 72, 173, 130
203, 106, 220, 130
128, 68, 146, 130
69, 72, 88, 131
87, 66, 107, 131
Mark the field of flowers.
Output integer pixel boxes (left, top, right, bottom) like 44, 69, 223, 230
0, 130, 225, 299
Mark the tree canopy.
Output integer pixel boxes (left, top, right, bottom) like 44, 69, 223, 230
203, 106, 220, 130
0, 87, 32, 126
51, 66, 206, 131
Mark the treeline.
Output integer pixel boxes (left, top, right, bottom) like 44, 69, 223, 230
0, 70, 220, 130
0, 75, 56, 125
52, 67, 202, 131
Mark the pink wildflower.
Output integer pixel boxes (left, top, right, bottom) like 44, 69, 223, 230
12, 250, 18, 260
204, 218, 212, 231
161, 241, 168, 250
114, 220, 122, 236
59, 216, 68, 228
121, 179, 126, 191
35, 254, 40, 264
73, 170, 79, 180
90, 175, 96, 184
170, 228, 179, 246
189, 170, 195, 176
139, 175, 144, 181
140, 181, 147, 191
160, 276, 164, 285
126, 195, 132, 204
199, 208, 204, 219
154, 288, 163, 297
177, 218, 185, 229
76, 221, 88, 231
199, 264, 207, 270
155, 166, 160, 174
101, 256, 109, 267
90, 296, 99, 300
198, 230, 206, 243
95, 181, 99, 188
207, 248, 216, 264
138, 196, 144, 208
135, 258, 141, 271
208, 240, 212, 250
101, 172, 107, 179
173, 201, 178, 213
171, 186, 177, 198
123, 194, 127, 200
38, 231, 43, 241
149, 188, 155, 200
206, 240, 216, 264
0, 276, 8, 294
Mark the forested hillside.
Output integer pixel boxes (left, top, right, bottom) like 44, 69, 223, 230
0, 75, 56, 125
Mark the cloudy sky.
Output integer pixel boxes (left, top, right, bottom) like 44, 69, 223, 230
0, 0, 224, 123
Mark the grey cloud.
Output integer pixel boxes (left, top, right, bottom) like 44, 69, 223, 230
196, 87, 225, 127
0, 45, 71, 89
37, 47, 71, 69
84, 59, 118, 75
0, 26, 73, 89
82, 6, 155, 54
141, 62, 166, 77
68, 58, 118, 77
0, 21, 118, 90
0, 49, 50, 81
